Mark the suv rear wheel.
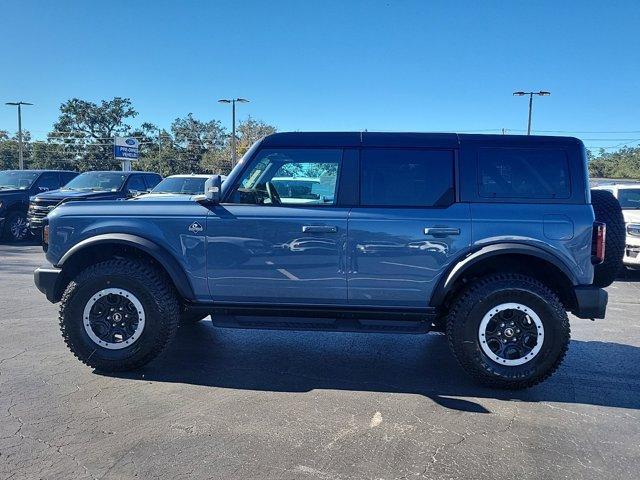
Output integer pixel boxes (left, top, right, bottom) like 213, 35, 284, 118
59, 258, 180, 371
446, 273, 570, 389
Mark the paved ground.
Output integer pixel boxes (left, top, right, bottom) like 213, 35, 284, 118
1, 243, 639, 480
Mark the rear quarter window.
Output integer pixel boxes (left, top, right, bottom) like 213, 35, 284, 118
478, 148, 571, 199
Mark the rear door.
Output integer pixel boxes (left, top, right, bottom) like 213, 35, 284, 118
206, 147, 350, 305
348, 148, 471, 308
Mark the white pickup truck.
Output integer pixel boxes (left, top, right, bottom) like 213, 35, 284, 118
593, 182, 640, 269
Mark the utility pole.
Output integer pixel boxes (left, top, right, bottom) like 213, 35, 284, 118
5, 101, 33, 169
512, 91, 550, 135
218, 98, 249, 167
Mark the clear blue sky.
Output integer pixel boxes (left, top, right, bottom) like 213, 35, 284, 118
1, 0, 639, 151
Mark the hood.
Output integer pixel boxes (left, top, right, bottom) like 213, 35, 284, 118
623, 209, 640, 224
47, 197, 206, 222
32, 188, 121, 202
132, 193, 196, 201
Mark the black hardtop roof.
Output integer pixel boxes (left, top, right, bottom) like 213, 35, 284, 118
260, 131, 583, 148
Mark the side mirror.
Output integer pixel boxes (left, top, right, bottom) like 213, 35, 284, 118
197, 175, 222, 205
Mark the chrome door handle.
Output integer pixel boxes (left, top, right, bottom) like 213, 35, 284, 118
424, 227, 460, 237
302, 225, 338, 233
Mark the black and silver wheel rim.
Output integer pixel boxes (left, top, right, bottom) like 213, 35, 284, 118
478, 302, 544, 366
10, 216, 28, 240
82, 288, 145, 350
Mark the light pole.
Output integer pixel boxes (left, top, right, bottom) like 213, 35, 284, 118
513, 91, 550, 135
218, 98, 249, 166
5, 101, 33, 169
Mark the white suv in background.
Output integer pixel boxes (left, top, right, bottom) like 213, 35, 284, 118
593, 182, 640, 269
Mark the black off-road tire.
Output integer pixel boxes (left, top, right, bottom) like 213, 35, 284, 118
2, 211, 30, 242
59, 258, 180, 372
591, 189, 625, 287
446, 273, 570, 389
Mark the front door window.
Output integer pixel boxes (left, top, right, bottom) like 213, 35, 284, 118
228, 149, 341, 206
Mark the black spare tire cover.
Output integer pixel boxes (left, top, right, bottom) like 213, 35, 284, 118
591, 189, 625, 287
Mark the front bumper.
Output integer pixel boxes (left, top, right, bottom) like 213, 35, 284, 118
623, 236, 640, 268
34, 264, 62, 303
27, 218, 44, 235
572, 286, 608, 319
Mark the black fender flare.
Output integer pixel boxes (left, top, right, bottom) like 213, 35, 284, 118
429, 242, 578, 307
58, 233, 195, 300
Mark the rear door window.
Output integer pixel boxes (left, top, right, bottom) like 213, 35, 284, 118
35, 173, 60, 192
60, 172, 78, 186
126, 175, 146, 193
144, 174, 162, 190
478, 148, 571, 199
360, 148, 455, 207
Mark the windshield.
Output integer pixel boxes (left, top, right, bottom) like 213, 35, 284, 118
152, 177, 208, 195
0, 171, 40, 190
62, 172, 127, 192
618, 188, 640, 209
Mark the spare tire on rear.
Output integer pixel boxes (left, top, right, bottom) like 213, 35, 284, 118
591, 189, 625, 287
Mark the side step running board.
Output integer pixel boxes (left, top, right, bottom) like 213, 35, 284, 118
211, 314, 432, 334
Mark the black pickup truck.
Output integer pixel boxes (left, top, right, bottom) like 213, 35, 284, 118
27, 170, 162, 238
0, 170, 78, 242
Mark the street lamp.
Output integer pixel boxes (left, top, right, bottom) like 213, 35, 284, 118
513, 91, 550, 135
5, 101, 33, 169
218, 98, 249, 167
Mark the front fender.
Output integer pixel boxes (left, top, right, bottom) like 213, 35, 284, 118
58, 233, 196, 301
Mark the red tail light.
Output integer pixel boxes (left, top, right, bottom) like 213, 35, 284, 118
592, 222, 606, 265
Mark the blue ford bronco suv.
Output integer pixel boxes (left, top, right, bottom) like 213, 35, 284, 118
33, 133, 624, 389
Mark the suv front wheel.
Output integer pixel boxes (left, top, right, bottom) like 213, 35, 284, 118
59, 258, 180, 371
446, 274, 570, 389
3, 211, 30, 242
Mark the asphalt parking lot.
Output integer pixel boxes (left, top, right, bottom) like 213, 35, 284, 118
1, 243, 639, 480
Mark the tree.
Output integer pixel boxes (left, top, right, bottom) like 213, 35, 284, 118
201, 117, 277, 174
0, 130, 33, 170
170, 114, 225, 173
236, 117, 277, 158
50, 97, 139, 171
588, 147, 640, 179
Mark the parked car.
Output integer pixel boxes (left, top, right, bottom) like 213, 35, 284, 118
28, 171, 162, 237
34, 132, 624, 389
0, 169, 78, 242
134, 174, 226, 200
593, 182, 640, 269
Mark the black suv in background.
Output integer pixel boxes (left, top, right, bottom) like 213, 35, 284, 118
0, 169, 78, 242
28, 171, 162, 237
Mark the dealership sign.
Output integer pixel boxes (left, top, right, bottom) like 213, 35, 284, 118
114, 136, 139, 161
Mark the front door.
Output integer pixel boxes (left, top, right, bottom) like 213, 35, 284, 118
206, 147, 349, 305
348, 148, 471, 308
